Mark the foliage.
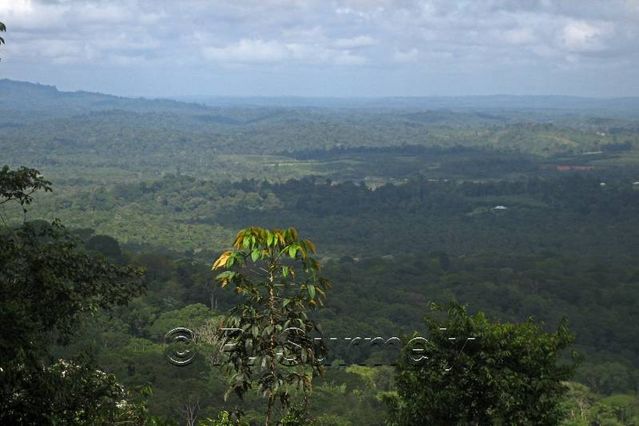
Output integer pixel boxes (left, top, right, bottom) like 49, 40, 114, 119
0, 166, 146, 424
3, 79, 639, 188
22, 171, 639, 259
561, 382, 639, 425
0, 164, 51, 215
279, 403, 315, 425
198, 410, 248, 425
386, 303, 578, 425
1, 359, 150, 425
212, 227, 330, 425
2, 85, 639, 423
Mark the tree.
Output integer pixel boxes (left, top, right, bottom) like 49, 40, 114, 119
86, 234, 124, 262
0, 166, 147, 424
0, 165, 52, 216
385, 303, 578, 426
212, 226, 330, 425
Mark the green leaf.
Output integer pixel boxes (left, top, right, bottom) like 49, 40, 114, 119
251, 249, 260, 262
288, 245, 297, 258
215, 271, 235, 285
307, 284, 316, 299
242, 236, 251, 249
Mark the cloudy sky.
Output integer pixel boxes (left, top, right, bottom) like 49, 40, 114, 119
1, 0, 638, 97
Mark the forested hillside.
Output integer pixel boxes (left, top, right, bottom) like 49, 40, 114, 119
3, 80, 639, 424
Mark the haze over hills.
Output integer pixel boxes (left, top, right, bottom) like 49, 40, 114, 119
0, 79, 207, 116
3, 77, 639, 187
4, 79, 639, 116
179, 94, 639, 113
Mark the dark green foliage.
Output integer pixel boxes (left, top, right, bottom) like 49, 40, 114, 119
0, 164, 51, 212
86, 234, 123, 261
386, 303, 577, 425
0, 166, 146, 424
1, 359, 150, 425
0, 219, 143, 355
3, 166, 636, 422
279, 403, 314, 425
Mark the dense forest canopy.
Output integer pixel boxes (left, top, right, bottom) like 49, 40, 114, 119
3, 80, 639, 424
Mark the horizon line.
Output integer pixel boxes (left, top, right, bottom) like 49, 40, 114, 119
3, 79, 639, 102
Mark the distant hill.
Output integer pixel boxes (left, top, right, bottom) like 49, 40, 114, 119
2, 78, 639, 165
3, 79, 639, 117
178, 94, 639, 115
0, 79, 207, 116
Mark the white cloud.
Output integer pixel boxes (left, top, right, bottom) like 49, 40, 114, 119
560, 20, 610, 52
203, 39, 288, 64
1, 0, 638, 95
333, 50, 367, 65
333, 35, 375, 49
202, 37, 368, 66
0, 0, 34, 15
502, 28, 536, 45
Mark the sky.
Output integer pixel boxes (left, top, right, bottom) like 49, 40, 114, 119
1, 0, 638, 98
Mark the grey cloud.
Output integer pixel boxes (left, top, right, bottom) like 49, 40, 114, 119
0, 0, 637, 96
